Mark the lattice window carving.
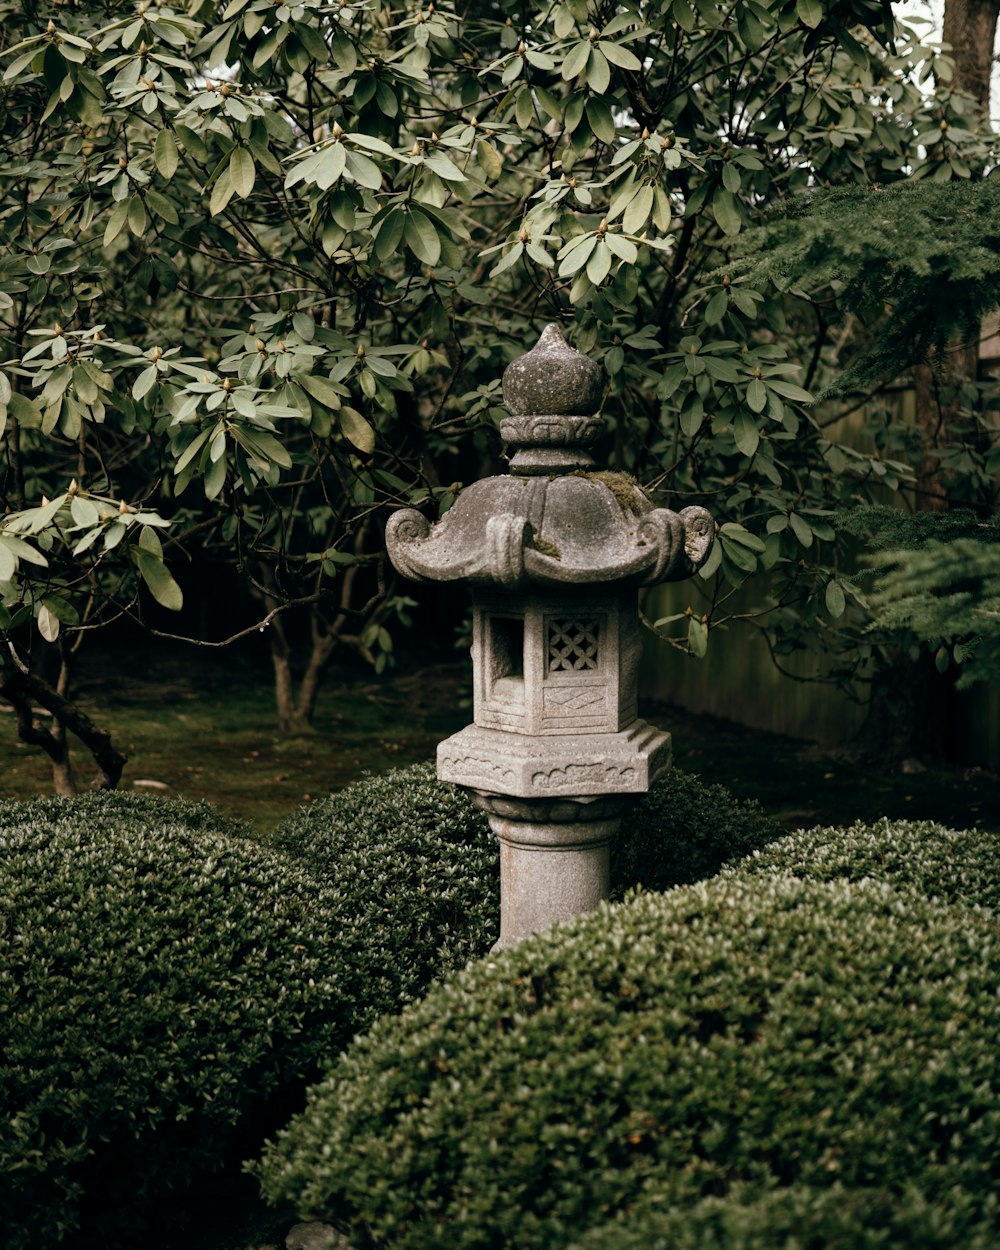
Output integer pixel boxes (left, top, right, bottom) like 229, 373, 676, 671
547, 617, 600, 672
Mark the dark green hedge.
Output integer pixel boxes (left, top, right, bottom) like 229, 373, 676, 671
565, 1183, 1000, 1250
273, 760, 780, 928
256, 874, 1000, 1250
270, 761, 499, 976
615, 765, 780, 894
727, 817, 1000, 908
0, 787, 495, 1250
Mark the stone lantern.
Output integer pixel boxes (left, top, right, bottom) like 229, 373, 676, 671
386, 325, 714, 947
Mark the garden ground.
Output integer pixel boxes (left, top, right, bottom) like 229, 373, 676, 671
2, 642, 998, 835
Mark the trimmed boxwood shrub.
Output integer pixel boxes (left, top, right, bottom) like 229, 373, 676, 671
0, 790, 487, 1250
255, 876, 1000, 1250
616, 766, 780, 894
273, 761, 781, 941
270, 761, 499, 977
565, 1183, 1000, 1250
727, 817, 1000, 908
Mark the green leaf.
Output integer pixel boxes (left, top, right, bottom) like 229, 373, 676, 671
230, 146, 256, 199
688, 615, 708, 658
586, 98, 615, 145
299, 374, 344, 409
789, 513, 813, 548
712, 187, 742, 237
70, 495, 100, 529
746, 378, 767, 412
174, 428, 212, 475
671, 0, 697, 34
722, 162, 741, 194
138, 524, 163, 558
704, 290, 728, 326
235, 426, 292, 469
2, 534, 49, 569
585, 47, 611, 94
514, 87, 534, 130
796, 0, 824, 29
733, 411, 760, 457
175, 124, 209, 162
209, 166, 234, 216
37, 603, 60, 642
622, 183, 653, 235
133, 365, 158, 401
561, 40, 590, 82
127, 196, 148, 236
404, 209, 441, 266
344, 148, 383, 191
586, 240, 612, 286
103, 199, 129, 246
373, 208, 405, 261
145, 189, 179, 224
767, 379, 813, 403
825, 579, 846, 618
339, 406, 375, 454
720, 523, 766, 552
136, 551, 184, 610
154, 129, 179, 181
476, 138, 503, 181
557, 234, 597, 277
204, 452, 226, 500
600, 40, 642, 70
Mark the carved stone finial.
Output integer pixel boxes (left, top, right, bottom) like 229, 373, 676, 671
500, 325, 606, 475
501, 323, 604, 417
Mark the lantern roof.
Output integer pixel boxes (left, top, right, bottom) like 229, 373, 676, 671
385, 324, 714, 590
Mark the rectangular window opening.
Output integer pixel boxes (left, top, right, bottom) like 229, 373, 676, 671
490, 615, 524, 682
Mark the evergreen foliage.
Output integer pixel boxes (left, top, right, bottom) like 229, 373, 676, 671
616, 765, 780, 894
255, 871, 1000, 1250
565, 1183, 999, 1250
870, 539, 1000, 687
3, 0, 996, 763
0, 790, 469, 1248
271, 761, 500, 973
837, 504, 1000, 551
727, 816, 1000, 906
273, 759, 782, 936
733, 178, 1000, 389
835, 506, 1000, 687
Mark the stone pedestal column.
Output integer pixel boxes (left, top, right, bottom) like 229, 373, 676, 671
474, 793, 630, 948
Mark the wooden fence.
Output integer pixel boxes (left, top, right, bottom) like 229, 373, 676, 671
639, 378, 1000, 770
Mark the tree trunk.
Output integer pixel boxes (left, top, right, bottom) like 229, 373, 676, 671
0, 644, 126, 790
863, 0, 1000, 760
913, 0, 999, 508
942, 0, 999, 114
48, 650, 78, 797
256, 518, 382, 733
265, 612, 337, 735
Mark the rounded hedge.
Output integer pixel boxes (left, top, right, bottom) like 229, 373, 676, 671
256, 875, 1000, 1250
273, 760, 781, 941
615, 765, 780, 894
0, 789, 488, 1250
565, 1183, 1000, 1250
727, 817, 1000, 908
270, 761, 499, 978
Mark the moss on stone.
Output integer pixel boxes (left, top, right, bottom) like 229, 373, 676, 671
532, 536, 563, 559
573, 469, 644, 513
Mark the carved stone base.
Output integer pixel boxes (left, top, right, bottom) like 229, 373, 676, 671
437, 719, 672, 800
